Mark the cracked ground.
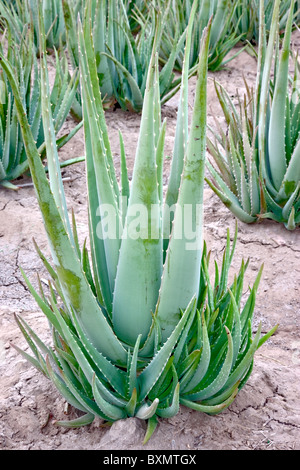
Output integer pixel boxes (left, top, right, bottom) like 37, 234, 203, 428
0, 40, 299, 450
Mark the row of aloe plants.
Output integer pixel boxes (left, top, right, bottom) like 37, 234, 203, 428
0, 0, 279, 444
2, 1, 299, 114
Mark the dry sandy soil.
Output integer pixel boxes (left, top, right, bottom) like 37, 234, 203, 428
0, 34, 300, 451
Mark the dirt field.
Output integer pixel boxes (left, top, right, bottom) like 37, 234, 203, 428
0, 34, 299, 450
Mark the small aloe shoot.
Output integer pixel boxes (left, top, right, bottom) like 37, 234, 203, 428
4, 0, 277, 443
206, 0, 300, 229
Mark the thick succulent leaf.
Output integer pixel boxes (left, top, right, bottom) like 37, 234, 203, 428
136, 398, 159, 419
205, 170, 257, 223
92, 374, 127, 421
278, 139, 300, 203
157, 382, 180, 418
181, 310, 211, 393
78, 19, 121, 296
37, 5, 74, 244
184, 326, 234, 401
220, 323, 262, 393
258, 0, 281, 190
127, 335, 142, 398
138, 297, 196, 401
112, 47, 162, 346
101, 52, 144, 112
143, 415, 158, 445
156, 20, 211, 340
180, 386, 239, 415
0, 53, 127, 364
69, 306, 127, 397
125, 388, 137, 417
54, 412, 95, 428
119, 130, 130, 225
162, 0, 198, 249
267, 0, 294, 191
45, 356, 91, 414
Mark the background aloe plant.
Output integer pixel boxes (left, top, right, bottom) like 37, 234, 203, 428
206, 0, 300, 229
0, 0, 69, 51
157, 0, 245, 73
0, 0, 276, 443
232, 0, 300, 43
0, 26, 82, 189
63, 0, 185, 114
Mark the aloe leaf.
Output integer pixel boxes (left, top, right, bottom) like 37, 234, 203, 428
185, 326, 234, 401
45, 356, 91, 414
267, 0, 295, 191
68, 306, 127, 397
125, 388, 137, 417
102, 51, 144, 112
157, 382, 180, 418
200, 380, 241, 407
12, 343, 47, 376
92, 374, 126, 421
81, 7, 119, 198
278, 139, 300, 202
222, 323, 262, 393
159, 27, 187, 98
14, 312, 58, 367
54, 412, 95, 428
156, 20, 211, 340
205, 170, 257, 223
19, 268, 63, 335
57, 365, 111, 420
78, 20, 122, 296
138, 297, 196, 401
119, 130, 130, 225
162, 0, 199, 249
148, 356, 174, 401
281, 181, 300, 221
92, 0, 114, 101
112, 46, 162, 346
0, 50, 127, 362
180, 386, 239, 415
258, 0, 281, 190
143, 415, 158, 445
127, 335, 142, 398
136, 398, 159, 419
181, 310, 211, 393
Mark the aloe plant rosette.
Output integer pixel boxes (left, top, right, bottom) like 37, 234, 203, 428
1, 0, 277, 442
207, 0, 300, 229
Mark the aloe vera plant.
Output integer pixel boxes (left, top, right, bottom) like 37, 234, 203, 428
158, 0, 245, 73
0, 0, 68, 50
1, 0, 276, 442
63, 0, 185, 113
0, 27, 82, 189
232, 0, 300, 43
207, 0, 300, 229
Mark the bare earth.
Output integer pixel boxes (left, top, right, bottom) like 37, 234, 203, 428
0, 36, 299, 450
